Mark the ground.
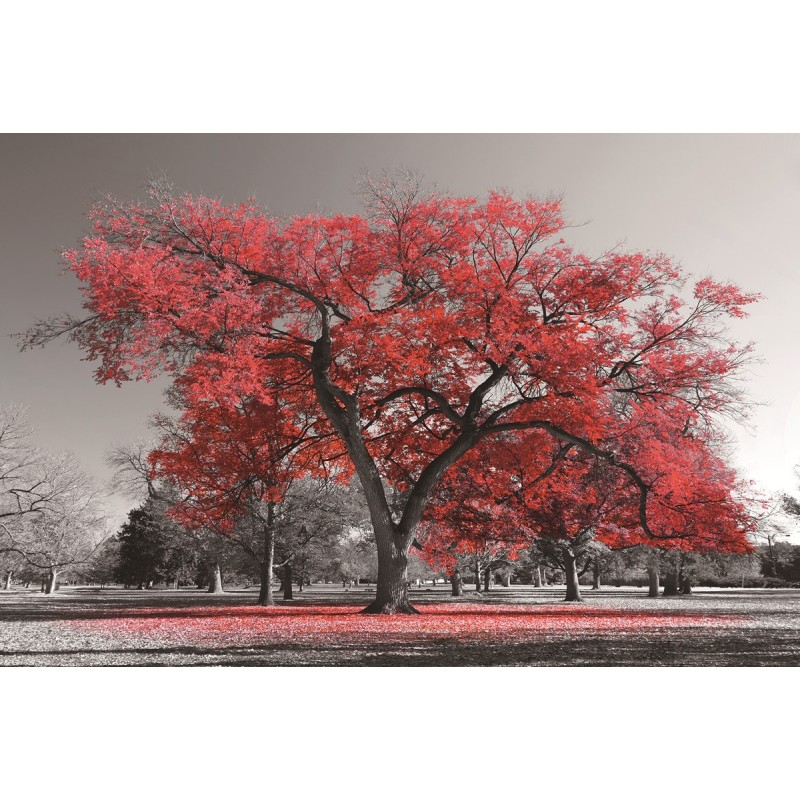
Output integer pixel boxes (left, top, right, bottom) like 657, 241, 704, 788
1, 584, 799, 666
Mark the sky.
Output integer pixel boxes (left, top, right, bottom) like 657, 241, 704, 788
1, 133, 799, 524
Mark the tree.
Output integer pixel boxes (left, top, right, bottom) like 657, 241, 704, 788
24, 175, 759, 613
116, 502, 173, 588
80, 536, 121, 587
1, 450, 108, 592
1, 549, 26, 590
1, 406, 87, 527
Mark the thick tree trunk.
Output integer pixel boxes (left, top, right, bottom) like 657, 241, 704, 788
484, 567, 491, 592
361, 531, 417, 614
451, 567, 463, 597
680, 574, 692, 594
44, 568, 58, 595
258, 512, 276, 607
283, 562, 293, 600
533, 566, 543, 587
3, 570, 11, 590
207, 563, 223, 594
592, 560, 601, 590
502, 573, 511, 587
663, 571, 679, 596
647, 566, 660, 598
564, 553, 583, 602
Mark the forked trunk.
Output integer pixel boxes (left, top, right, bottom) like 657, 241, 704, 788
283, 562, 293, 600
208, 563, 223, 594
663, 571, 679, 596
564, 552, 583, 602
592, 560, 601, 590
647, 566, 660, 598
44, 568, 58, 595
258, 511, 276, 607
451, 567, 463, 597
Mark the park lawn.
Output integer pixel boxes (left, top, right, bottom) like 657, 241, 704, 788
1, 586, 799, 666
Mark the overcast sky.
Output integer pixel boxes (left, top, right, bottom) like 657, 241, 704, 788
2, 133, 799, 523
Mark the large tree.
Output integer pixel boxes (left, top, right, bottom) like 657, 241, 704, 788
24, 176, 758, 612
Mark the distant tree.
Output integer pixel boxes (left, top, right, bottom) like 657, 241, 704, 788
1, 450, 108, 593
81, 537, 121, 587
332, 528, 379, 586
0, 550, 26, 590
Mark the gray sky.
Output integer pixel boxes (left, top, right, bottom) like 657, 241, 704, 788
2, 134, 799, 523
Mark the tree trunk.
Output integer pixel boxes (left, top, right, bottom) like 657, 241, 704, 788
3, 570, 11, 590
663, 571, 679, 596
680, 574, 693, 594
44, 568, 58, 595
592, 560, 601, 590
647, 566, 660, 598
298, 573, 304, 592
474, 563, 481, 592
484, 567, 491, 592
534, 566, 543, 587
283, 562, 293, 600
564, 552, 583, 602
502, 573, 511, 587
451, 567, 463, 597
258, 509, 276, 607
361, 531, 417, 614
207, 563, 223, 594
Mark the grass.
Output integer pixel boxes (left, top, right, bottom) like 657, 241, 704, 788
1, 583, 799, 666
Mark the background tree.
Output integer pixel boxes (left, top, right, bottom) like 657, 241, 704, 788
80, 536, 121, 588
1, 451, 108, 593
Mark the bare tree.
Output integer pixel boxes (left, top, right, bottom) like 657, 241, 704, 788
1, 406, 64, 522
1, 450, 109, 592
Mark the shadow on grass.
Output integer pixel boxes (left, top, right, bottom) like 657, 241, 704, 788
2, 628, 800, 666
